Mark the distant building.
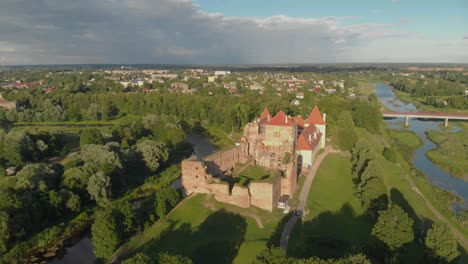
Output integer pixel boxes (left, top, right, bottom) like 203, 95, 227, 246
208, 76, 217, 83
0, 98, 18, 110
224, 82, 237, 89
291, 99, 301, 106
325, 88, 337, 94
6, 167, 16, 176
171, 82, 189, 93
250, 84, 264, 91
152, 73, 178, 79
331, 80, 344, 89
296, 92, 304, 99
43, 87, 55, 93
214, 71, 231, 76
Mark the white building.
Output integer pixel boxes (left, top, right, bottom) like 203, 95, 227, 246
214, 71, 231, 76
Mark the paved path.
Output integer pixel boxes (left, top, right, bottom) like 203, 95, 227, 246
405, 175, 468, 249
279, 146, 334, 249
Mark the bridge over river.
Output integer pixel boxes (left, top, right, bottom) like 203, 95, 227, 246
382, 111, 468, 126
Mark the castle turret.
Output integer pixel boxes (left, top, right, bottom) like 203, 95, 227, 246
305, 106, 326, 148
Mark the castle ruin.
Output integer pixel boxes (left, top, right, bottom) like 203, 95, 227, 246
181, 106, 326, 212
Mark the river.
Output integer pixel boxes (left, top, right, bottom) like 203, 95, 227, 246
375, 83, 467, 210
49, 133, 216, 263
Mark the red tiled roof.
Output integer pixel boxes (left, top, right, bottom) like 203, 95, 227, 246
306, 106, 326, 125
266, 111, 296, 127
293, 116, 305, 129
0, 98, 6, 102
296, 124, 321, 151
259, 108, 271, 123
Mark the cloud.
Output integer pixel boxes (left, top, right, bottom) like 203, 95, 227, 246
399, 18, 411, 24
0, 0, 466, 65
81, 32, 97, 41
464, 35, 468, 40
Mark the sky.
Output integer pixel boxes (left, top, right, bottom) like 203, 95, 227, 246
0, 0, 467, 65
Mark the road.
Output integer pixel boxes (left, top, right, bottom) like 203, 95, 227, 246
279, 146, 334, 249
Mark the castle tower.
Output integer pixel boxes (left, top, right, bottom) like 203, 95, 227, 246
305, 106, 327, 148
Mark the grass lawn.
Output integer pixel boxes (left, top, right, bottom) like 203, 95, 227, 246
231, 165, 279, 187
356, 81, 375, 97
288, 154, 374, 259
111, 194, 287, 264
426, 121, 468, 180
289, 135, 467, 261
388, 130, 423, 150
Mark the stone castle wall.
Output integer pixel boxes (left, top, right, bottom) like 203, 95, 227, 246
181, 159, 210, 194
181, 108, 326, 212
211, 182, 251, 208
204, 146, 248, 176
250, 175, 281, 211
281, 159, 298, 196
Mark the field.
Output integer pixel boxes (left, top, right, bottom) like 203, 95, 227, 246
356, 81, 375, 97
288, 154, 372, 256
111, 194, 287, 264
426, 121, 468, 180
289, 128, 468, 262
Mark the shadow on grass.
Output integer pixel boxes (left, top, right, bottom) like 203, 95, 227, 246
138, 210, 247, 264
266, 212, 293, 248
287, 203, 373, 259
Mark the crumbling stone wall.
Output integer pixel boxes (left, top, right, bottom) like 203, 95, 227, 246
204, 146, 248, 176
262, 124, 296, 148
281, 159, 298, 196
181, 158, 211, 195
211, 182, 251, 208
250, 175, 281, 212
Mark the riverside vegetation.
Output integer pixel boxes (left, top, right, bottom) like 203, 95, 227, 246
0, 68, 466, 263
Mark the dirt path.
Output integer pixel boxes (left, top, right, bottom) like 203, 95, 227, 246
279, 146, 335, 249
405, 174, 468, 249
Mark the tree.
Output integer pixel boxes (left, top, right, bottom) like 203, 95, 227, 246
14, 163, 57, 191
352, 102, 381, 134
334, 111, 358, 151
154, 187, 180, 219
0, 211, 10, 254
253, 247, 293, 264
62, 166, 92, 193
383, 147, 397, 162
342, 254, 372, 264
425, 222, 459, 262
122, 253, 152, 264
136, 140, 169, 172
0, 130, 34, 165
80, 144, 122, 175
372, 205, 414, 251
92, 208, 123, 260
80, 128, 104, 147
158, 252, 192, 264
66, 192, 81, 212
86, 103, 101, 120
87, 172, 112, 207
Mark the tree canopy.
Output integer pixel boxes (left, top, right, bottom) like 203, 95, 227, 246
372, 205, 414, 251
425, 222, 460, 262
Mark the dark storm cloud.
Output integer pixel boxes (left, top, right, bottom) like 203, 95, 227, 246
0, 0, 466, 64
